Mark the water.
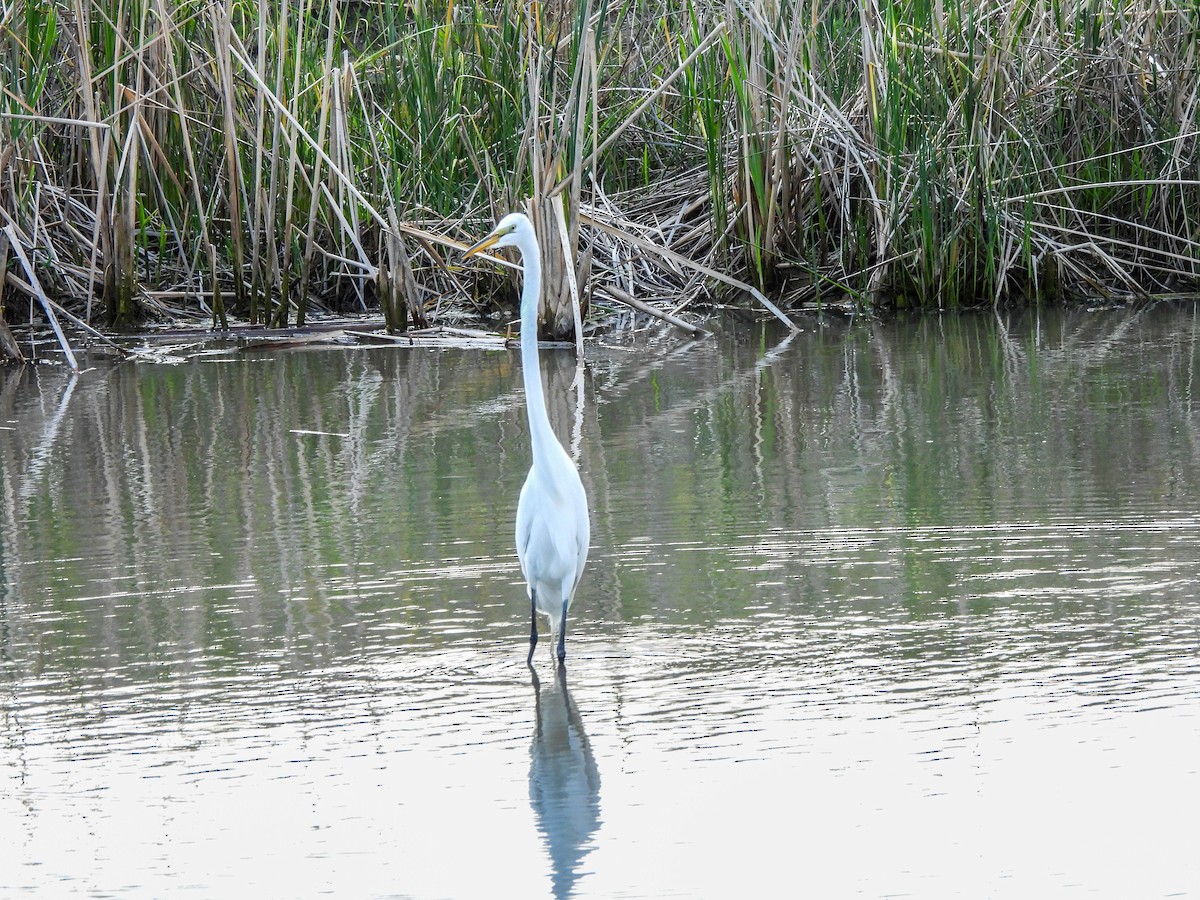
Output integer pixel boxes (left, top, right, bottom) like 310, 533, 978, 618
2, 305, 1200, 898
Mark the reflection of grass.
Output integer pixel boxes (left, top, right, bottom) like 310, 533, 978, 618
1, 0, 1197, 336
3, 308, 1197, 671
1, 348, 525, 671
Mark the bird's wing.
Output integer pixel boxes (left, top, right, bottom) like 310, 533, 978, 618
515, 468, 536, 572
570, 479, 591, 596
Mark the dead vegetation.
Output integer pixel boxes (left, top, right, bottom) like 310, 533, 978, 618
1, 0, 1197, 363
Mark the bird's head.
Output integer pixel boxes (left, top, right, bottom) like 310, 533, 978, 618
463, 212, 530, 258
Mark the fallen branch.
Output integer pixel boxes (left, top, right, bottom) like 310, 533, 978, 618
3, 225, 80, 371
581, 211, 800, 331
596, 285, 709, 337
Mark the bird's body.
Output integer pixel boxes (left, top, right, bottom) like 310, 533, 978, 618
465, 213, 590, 664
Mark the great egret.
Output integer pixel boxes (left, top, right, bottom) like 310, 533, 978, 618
464, 213, 590, 665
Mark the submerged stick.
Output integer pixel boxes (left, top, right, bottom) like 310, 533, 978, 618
3, 225, 80, 371
1, 276, 130, 357
596, 285, 708, 337
0, 231, 23, 364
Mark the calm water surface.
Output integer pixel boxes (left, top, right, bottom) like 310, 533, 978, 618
2, 306, 1200, 898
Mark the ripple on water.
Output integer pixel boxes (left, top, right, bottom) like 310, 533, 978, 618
6, 319, 1200, 896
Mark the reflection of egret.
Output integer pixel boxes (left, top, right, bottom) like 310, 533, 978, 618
529, 666, 601, 899
465, 213, 590, 664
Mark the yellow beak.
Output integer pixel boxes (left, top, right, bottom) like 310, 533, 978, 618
463, 230, 502, 259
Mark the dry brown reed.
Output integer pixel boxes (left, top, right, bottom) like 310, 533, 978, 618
1, 0, 1197, 358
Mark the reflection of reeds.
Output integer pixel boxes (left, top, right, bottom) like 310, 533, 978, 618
3, 0, 1197, 345
0, 309, 1197, 668
0, 350, 518, 669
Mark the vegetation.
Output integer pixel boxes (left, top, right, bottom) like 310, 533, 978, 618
1, 0, 1198, 346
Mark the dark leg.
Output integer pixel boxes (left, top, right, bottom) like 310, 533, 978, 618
556, 598, 568, 664
527, 589, 538, 664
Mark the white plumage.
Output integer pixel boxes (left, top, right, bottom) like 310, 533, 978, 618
465, 213, 590, 664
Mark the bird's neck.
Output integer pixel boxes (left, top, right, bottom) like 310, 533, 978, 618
519, 237, 559, 468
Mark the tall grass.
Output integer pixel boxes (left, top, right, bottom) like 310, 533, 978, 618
0, 0, 1197, 345
719, 0, 1200, 308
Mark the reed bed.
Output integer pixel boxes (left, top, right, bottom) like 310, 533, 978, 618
1, 0, 1197, 350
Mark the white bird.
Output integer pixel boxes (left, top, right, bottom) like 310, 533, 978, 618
465, 212, 590, 665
